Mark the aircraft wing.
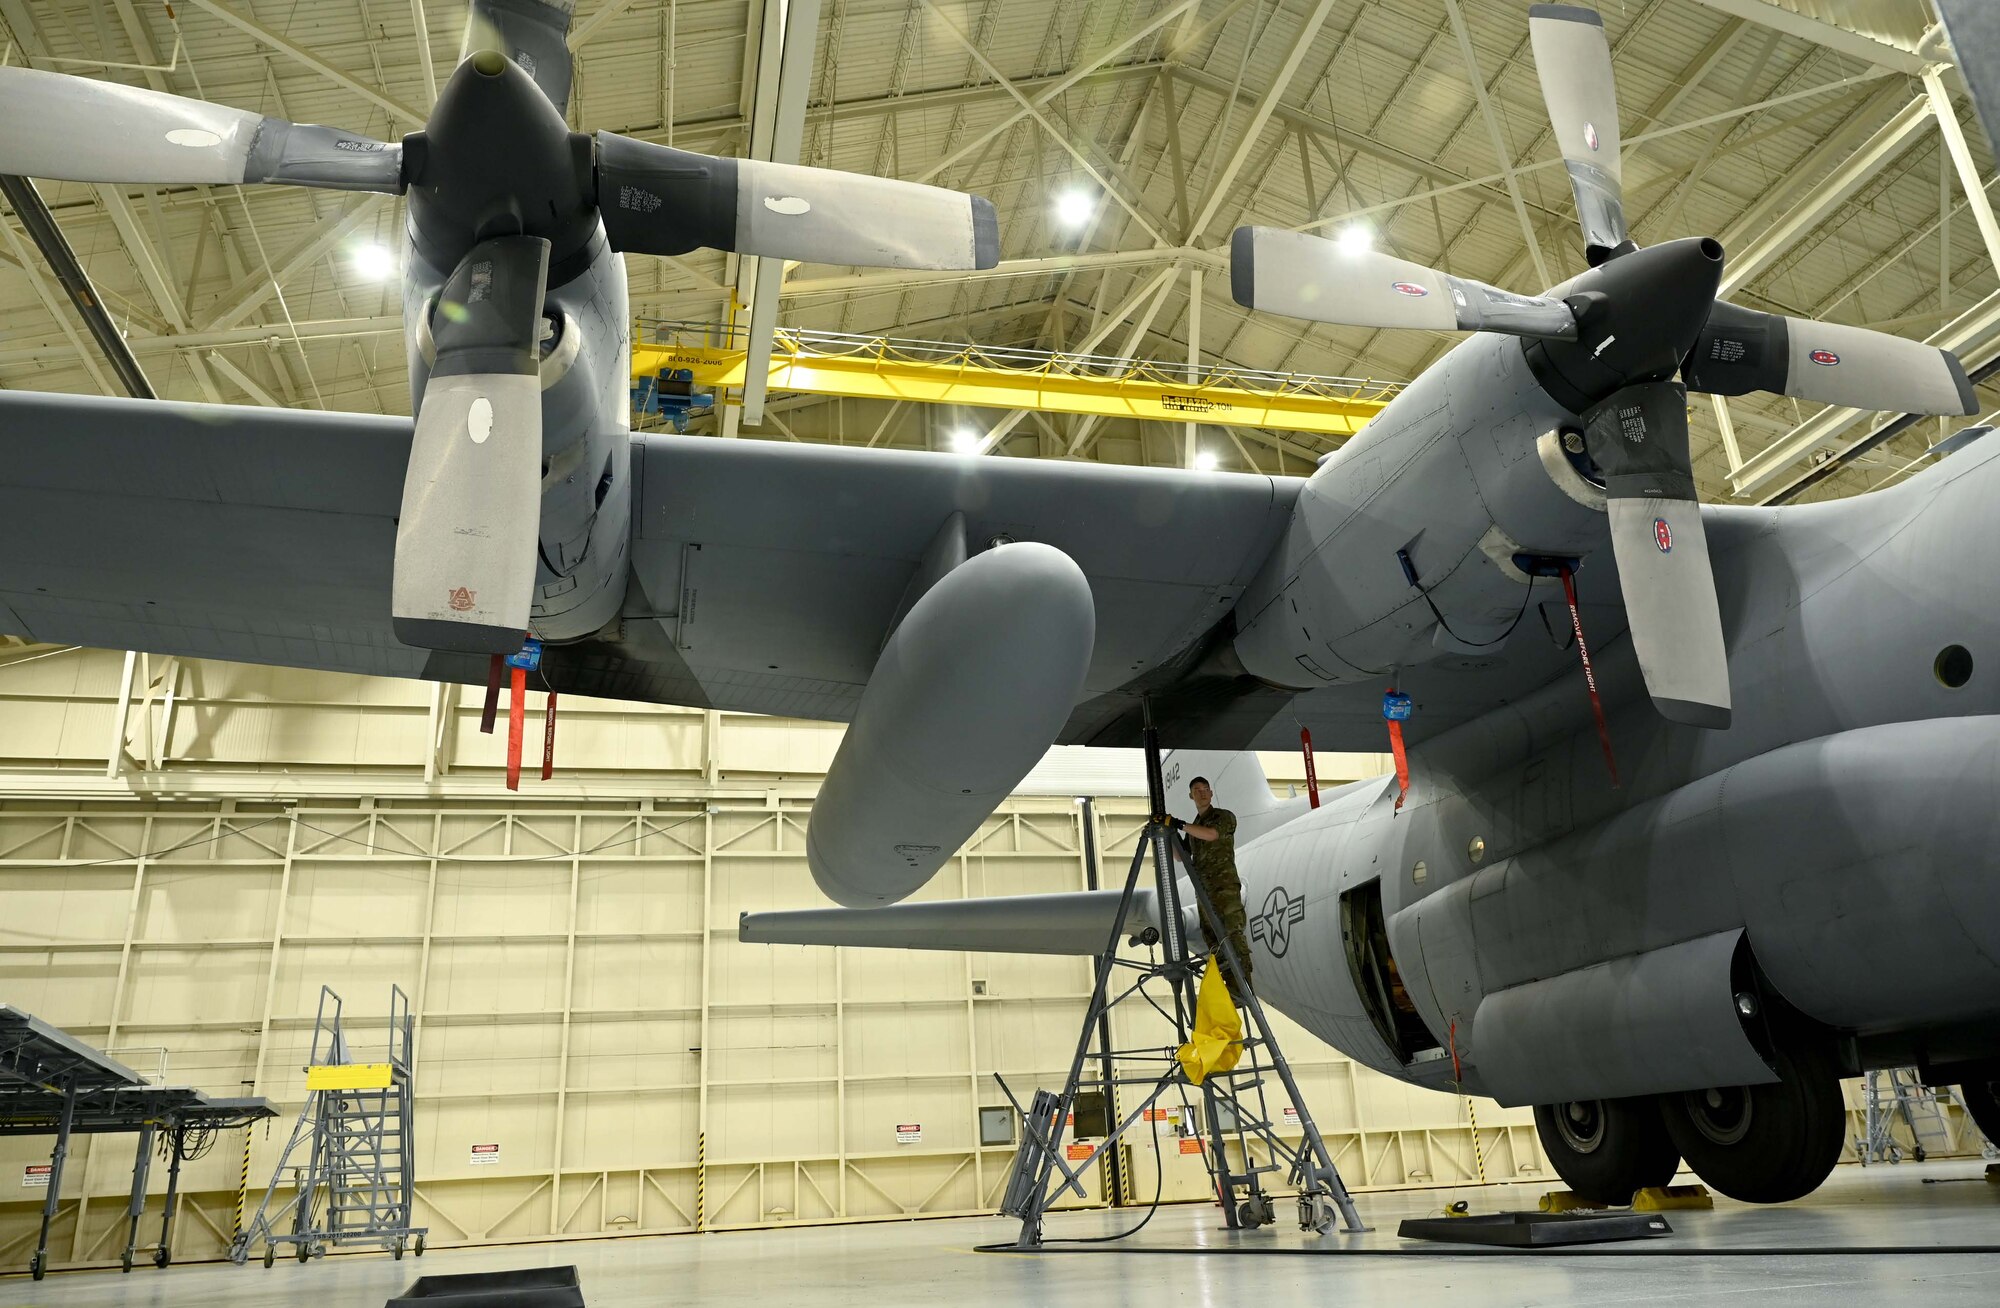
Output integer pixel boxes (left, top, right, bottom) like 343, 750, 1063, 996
0, 392, 1300, 727
0, 390, 1614, 753
0, 391, 431, 681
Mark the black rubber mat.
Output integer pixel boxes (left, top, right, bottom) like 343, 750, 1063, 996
1398, 1211, 1672, 1247
387, 1265, 585, 1307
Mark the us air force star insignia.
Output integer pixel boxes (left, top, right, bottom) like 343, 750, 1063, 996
1249, 886, 1307, 959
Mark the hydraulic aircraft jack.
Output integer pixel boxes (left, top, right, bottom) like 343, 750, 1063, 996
994, 706, 1367, 1247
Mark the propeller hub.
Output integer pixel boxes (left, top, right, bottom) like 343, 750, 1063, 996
405, 55, 596, 278
1524, 236, 1725, 413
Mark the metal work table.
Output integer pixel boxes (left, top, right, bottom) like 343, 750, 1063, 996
1, 1004, 275, 1279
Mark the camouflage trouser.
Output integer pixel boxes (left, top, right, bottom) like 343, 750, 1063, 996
1192, 870, 1253, 1004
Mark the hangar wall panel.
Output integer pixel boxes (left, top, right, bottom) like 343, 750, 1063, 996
0, 648, 1948, 1271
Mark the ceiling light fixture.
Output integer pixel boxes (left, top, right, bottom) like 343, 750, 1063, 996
352, 242, 396, 281
1055, 188, 1096, 229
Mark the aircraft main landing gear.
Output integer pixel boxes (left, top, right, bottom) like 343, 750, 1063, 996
1660, 1043, 1845, 1204
1532, 1096, 1680, 1206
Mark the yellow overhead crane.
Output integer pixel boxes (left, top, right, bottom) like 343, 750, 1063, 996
629, 320, 1400, 440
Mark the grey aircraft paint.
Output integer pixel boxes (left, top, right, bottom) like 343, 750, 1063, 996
742, 325, 2000, 1129
1, 0, 1996, 1202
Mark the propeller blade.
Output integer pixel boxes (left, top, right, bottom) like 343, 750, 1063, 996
1582, 381, 1731, 729
594, 134, 1000, 270
0, 66, 402, 192
1684, 302, 1978, 417
1528, 5, 1629, 260
392, 235, 551, 655
1229, 227, 1578, 339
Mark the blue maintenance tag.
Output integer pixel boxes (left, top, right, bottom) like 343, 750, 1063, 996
504, 636, 544, 672
1382, 690, 1413, 721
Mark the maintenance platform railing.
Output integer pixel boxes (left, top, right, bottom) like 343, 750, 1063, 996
0, 1004, 275, 1280
230, 985, 426, 1268
630, 319, 1402, 440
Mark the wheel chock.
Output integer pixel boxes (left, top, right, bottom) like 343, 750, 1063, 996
1632, 1185, 1712, 1211
1537, 1190, 1608, 1214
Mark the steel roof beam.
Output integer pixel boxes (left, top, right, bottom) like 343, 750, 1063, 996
735, 0, 824, 428
198, 197, 387, 332
1686, 0, 1927, 76
1186, 0, 1338, 241
184, 0, 425, 127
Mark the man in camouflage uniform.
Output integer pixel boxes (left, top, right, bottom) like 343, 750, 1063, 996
1175, 775, 1252, 1005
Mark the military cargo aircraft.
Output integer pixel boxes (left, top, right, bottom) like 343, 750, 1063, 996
1, 2, 1994, 1207
743, 6, 2000, 1207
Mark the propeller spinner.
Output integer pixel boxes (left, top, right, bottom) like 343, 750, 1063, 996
1229, 3, 1978, 731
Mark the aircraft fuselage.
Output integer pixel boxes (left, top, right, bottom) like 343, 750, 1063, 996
1223, 325, 2000, 1107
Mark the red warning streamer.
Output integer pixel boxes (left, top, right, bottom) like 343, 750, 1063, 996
1386, 715, 1411, 810
541, 692, 558, 781
1300, 727, 1320, 809
480, 654, 503, 734
505, 664, 528, 791
1560, 565, 1621, 788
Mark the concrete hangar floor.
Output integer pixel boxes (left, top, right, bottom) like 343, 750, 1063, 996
5, 1166, 1996, 1307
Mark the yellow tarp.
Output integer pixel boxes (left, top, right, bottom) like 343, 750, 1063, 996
305, 1062, 394, 1091
1175, 958, 1244, 1085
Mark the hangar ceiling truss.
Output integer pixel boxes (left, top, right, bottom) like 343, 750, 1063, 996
0, 0, 1990, 496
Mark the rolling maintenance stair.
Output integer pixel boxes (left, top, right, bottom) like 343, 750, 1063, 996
995, 715, 1366, 1246
231, 986, 427, 1266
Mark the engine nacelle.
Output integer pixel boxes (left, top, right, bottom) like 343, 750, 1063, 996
1230, 332, 1604, 688
807, 541, 1095, 906
406, 240, 633, 643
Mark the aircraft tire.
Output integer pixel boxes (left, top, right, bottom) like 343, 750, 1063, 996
1661, 1042, 1844, 1204
1532, 1097, 1679, 1205
1958, 1079, 2000, 1146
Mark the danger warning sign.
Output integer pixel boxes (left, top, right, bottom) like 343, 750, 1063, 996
895, 1123, 923, 1144
1066, 1143, 1095, 1162
1178, 1138, 1204, 1155
469, 1143, 500, 1166
22, 1164, 51, 1189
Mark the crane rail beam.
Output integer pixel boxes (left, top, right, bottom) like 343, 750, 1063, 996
631, 321, 1399, 438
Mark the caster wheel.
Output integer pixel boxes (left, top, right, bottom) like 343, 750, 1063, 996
415, 1235, 426, 1257
122, 1252, 133, 1274
155, 1250, 171, 1269
296, 1242, 310, 1263
30, 1253, 44, 1282
1913, 1146, 1928, 1162
1237, 1196, 1273, 1228
1297, 1192, 1333, 1234
394, 1240, 405, 1260
263, 1246, 275, 1268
